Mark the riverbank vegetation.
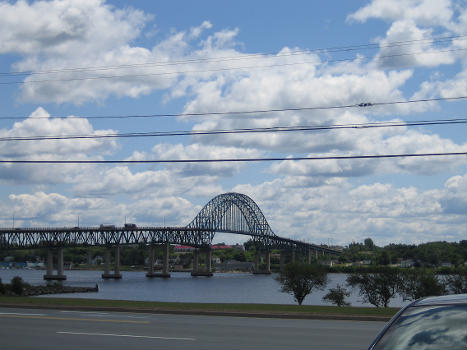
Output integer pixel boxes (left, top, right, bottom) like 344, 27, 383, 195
2, 239, 465, 273
276, 263, 465, 307
0, 276, 98, 296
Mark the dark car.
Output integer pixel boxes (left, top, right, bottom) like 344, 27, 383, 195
368, 294, 467, 350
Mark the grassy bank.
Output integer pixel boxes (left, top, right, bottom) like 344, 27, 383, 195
0, 296, 398, 320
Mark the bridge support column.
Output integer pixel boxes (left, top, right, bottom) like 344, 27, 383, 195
43, 248, 67, 281
103, 247, 110, 275
146, 245, 155, 276
114, 245, 121, 276
254, 252, 260, 272
206, 248, 212, 274
266, 250, 271, 272
46, 249, 53, 275
57, 247, 65, 276
253, 251, 271, 275
191, 249, 199, 275
162, 243, 170, 276
292, 249, 296, 263
191, 247, 213, 277
146, 243, 171, 278
308, 249, 313, 264
102, 246, 122, 279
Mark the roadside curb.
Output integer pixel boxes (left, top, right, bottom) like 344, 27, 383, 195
0, 303, 392, 322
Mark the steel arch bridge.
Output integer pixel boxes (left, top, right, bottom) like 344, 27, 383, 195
0, 192, 339, 255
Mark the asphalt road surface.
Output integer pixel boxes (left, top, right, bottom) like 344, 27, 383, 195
0, 307, 385, 350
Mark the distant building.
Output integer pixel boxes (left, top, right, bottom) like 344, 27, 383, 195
211, 244, 232, 250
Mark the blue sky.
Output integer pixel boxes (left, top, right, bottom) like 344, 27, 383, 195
0, 0, 465, 246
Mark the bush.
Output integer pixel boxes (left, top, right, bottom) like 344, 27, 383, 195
323, 284, 351, 306
0, 278, 5, 294
10, 276, 25, 295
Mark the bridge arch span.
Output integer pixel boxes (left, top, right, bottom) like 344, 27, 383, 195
186, 192, 276, 241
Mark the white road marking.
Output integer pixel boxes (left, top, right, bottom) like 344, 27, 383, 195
0, 312, 46, 316
59, 311, 110, 316
57, 331, 196, 341
59, 311, 149, 319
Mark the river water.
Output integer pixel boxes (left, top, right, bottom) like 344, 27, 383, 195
0, 269, 407, 307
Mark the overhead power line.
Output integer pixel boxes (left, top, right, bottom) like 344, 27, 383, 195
0, 118, 464, 142
0, 47, 465, 85
0, 34, 464, 77
0, 96, 465, 121
0, 152, 465, 165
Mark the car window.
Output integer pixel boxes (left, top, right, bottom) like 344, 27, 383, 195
373, 304, 467, 350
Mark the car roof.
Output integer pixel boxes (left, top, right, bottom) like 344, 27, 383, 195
412, 293, 467, 307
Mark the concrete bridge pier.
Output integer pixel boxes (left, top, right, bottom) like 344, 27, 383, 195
43, 247, 67, 281
146, 245, 155, 276
102, 246, 122, 279
253, 250, 271, 274
192, 249, 199, 274
146, 243, 171, 278
191, 247, 213, 277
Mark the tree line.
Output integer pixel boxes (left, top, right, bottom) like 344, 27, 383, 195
1, 239, 465, 272
277, 263, 467, 307
336, 239, 466, 268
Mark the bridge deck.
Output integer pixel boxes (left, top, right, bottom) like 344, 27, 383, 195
0, 226, 340, 254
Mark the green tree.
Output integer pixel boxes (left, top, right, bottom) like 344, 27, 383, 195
347, 268, 400, 307
10, 276, 25, 295
398, 269, 445, 301
364, 238, 375, 250
233, 251, 246, 262
322, 284, 350, 307
376, 251, 391, 265
276, 263, 327, 305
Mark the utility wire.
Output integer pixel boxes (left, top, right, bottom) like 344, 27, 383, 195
0, 34, 463, 77
0, 96, 465, 121
0, 152, 465, 164
0, 47, 465, 85
0, 118, 464, 142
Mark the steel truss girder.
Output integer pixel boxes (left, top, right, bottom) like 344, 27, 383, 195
0, 192, 340, 255
0, 227, 338, 254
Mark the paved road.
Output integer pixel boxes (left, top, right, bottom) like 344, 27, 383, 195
0, 307, 385, 349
